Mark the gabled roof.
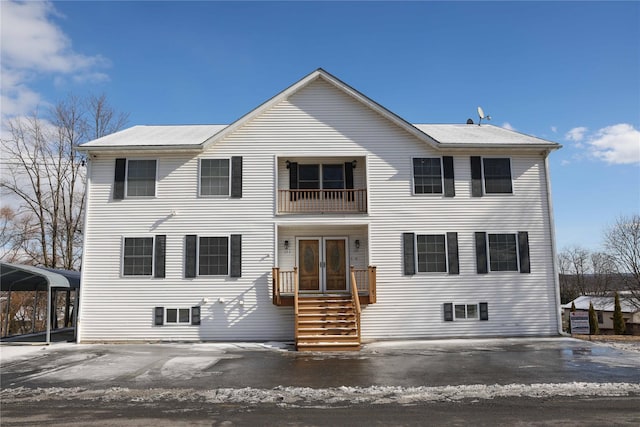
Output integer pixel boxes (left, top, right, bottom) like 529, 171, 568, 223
1, 262, 80, 291
77, 69, 560, 152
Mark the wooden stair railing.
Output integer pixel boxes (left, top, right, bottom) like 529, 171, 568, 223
350, 266, 362, 346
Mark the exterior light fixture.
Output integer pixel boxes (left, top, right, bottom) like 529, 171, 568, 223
355, 239, 360, 249
284, 240, 289, 250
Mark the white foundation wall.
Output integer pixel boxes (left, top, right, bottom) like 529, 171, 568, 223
78, 78, 559, 342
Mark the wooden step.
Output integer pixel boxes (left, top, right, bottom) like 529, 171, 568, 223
296, 341, 361, 352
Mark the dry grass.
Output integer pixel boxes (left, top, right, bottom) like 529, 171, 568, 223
573, 334, 640, 342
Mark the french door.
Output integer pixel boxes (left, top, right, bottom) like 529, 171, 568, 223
297, 237, 348, 293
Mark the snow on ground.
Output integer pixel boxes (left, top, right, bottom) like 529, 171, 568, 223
2, 382, 639, 406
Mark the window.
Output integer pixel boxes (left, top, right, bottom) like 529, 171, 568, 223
455, 304, 479, 320
199, 237, 229, 275
488, 233, 518, 271
597, 311, 603, 324
155, 306, 200, 326
123, 237, 153, 276
483, 158, 512, 194
166, 308, 191, 325
322, 164, 345, 189
413, 158, 442, 194
444, 302, 488, 321
403, 232, 459, 276
127, 160, 157, 197
417, 234, 447, 273
200, 159, 230, 196
298, 164, 321, 189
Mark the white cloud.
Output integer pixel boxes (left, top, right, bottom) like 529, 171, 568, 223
565, 126, 588, 142
0, 1, 109, 120
551, 126, 557, 133
586, 123, 640, 165
502, 122, 515, 131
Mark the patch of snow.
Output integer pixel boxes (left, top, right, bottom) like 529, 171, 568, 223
2, 382, 639, 406
160, 357, 219, 379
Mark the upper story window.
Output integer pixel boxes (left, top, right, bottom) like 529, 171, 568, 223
482, 158, 512, 194
200, 159, 230, 196
470, 157, 513, 197
296, 164, 345, 190
127, 160, 157, 197
416, 234, 447, 273
413, 158, 443, 194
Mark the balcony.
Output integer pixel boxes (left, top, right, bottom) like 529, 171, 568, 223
277, 189, 367, 214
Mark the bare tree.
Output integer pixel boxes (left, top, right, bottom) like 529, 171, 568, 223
604, 214, 640, 307
0, 94, 128, 270
557, 246, 615, 303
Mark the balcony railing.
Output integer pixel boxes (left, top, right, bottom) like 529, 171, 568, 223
278, 189, 367, 213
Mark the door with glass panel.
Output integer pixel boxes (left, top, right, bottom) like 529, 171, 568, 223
297, 237, 348, 293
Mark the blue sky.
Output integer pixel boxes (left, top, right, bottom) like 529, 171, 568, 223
2, 1, 639, 251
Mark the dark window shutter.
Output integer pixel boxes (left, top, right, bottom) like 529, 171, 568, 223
518, 231, 530, 273
231, 156, 242, 198
443, 156, 455, 197
154, 307, 164, 325
154, 235, 166, 278
191, 306, 201, 325
185, 235, 197, 278
114, 158, 126, 200
444, 303, 454, 321
475, 232, 488, 274
288, 161, 298, 201
470, 156, 483, 197
344, 162, 354, 189
230, 234, 242, 277
446, 232, 459, 275
479, 302, 489, 321
403, 233, 416, 276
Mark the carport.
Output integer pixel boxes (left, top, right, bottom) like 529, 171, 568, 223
1, 262, 80, 344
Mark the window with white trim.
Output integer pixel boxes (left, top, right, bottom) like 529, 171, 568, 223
417, 234, 447, 273
413, 158, 443, 194
488, 233, 518, 271
455, 304, 479, 320
200, 159, 230, 196
482, 158, 512, 194
166, 308, 191, 324
199, 236, 229, 275
127, 160, 157, 197
123, 237, 153, 276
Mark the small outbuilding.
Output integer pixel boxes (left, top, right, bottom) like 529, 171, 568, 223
562, 294, 640, 335
1, 262, 80, 343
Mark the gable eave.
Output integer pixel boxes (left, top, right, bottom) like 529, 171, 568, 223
201, 68, 442, 150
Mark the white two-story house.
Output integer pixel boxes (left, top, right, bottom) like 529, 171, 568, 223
76, 69, 562, 350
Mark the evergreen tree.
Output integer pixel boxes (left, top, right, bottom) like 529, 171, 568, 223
613, 292, 626, 335
588, 302, 599, 335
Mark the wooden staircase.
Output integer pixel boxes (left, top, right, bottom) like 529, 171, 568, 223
295, 296, 360, 351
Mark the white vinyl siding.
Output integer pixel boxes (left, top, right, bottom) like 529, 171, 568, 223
79, 78, 559, 342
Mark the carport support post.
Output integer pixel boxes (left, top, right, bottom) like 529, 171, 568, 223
3, 290, 11, 338
46, 281, 51, 345
32, 290, 39, 333
64, 290, 71, 328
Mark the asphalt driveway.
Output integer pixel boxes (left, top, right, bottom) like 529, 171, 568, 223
1, 337, 639, 425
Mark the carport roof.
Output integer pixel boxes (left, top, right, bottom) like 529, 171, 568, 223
0, 262, 80, 292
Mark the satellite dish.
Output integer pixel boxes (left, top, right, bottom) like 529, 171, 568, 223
477, 106, 491, 126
